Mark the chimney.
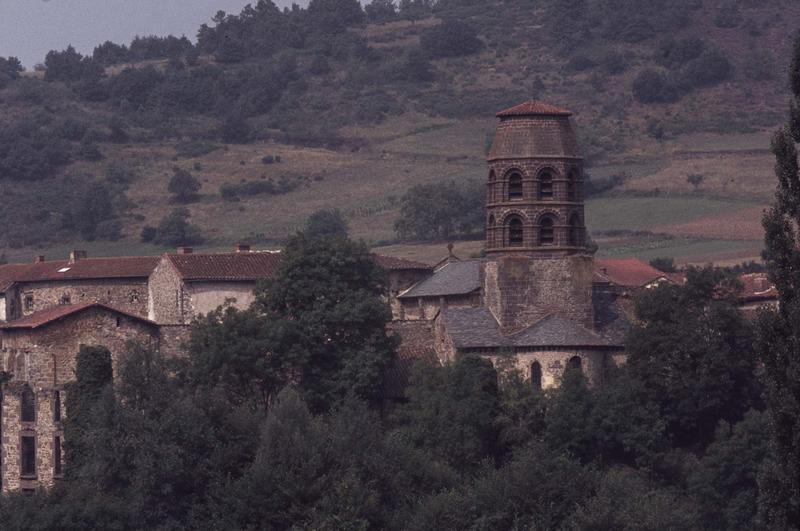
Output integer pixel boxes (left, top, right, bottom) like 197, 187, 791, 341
69, 250, 87, 264
235, 243, 251, 253
176, 247, 193, 255
34, 255, 45, 263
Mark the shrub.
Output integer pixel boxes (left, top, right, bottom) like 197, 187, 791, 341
175, 141, 220, 158
168, 167, 201, 203
420, 20, 482, 59
219, 114, 252, 144
680, 48, 733, 89
78, 139, 103, 161
154, 207, 204, 246
655, 37, 705, 68
140, 225, 157, 243
632, 69, 681, 104
650, 257, 677, 273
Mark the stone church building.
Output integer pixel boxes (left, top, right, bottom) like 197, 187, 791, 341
0, 100, 675, 492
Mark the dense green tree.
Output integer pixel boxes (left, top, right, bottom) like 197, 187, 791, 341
649, 256, 676, 273
365, 0, 397, 23
756, 32, 800, 528
303, 208, 349, 239
153, 207, 204, 246
689, 410, 770, 530
544, 365, 595, 462
167, 167, 201, 203
627, 267, 760, 448
394, 179, 483, 240
420, 19, 482, 58
44, 45, 103, 83
395, 355, 500, 470
632, 69, 680, 103
254, 233, 396, 411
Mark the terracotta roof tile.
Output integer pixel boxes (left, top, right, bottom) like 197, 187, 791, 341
496, 100, 572, 117
0, 256, 158, 290
166, 252, 283, 281
738, 273, 778, 302
1, 302, 157, 330
594, 258, 674, 288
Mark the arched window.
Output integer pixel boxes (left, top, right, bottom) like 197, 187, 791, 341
488, 215, 496, 247
538, 170, 554, 200
508, 172, 523, 200
567, 169, 578, 201
568, 214, 582, 247
21, 384, 35, 422
539, 216, 555, 246
531, 362, 542, 390
508, 217, 524, 246
567, 356, 582, 372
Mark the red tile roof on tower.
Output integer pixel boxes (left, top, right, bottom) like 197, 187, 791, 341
594, 258, 677, 288
0, 256, 160, 291
0, 302, 157, 330
166, 252, 283, 281
496, 100, 573, 118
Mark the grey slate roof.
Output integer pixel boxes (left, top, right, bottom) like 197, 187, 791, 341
398, 260, 481, 299
441, 307, 621, 349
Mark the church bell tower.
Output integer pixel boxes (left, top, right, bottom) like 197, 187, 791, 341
482, 101, 595, 333
485, 100, 587, 255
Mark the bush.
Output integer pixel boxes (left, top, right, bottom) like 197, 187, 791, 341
649, 257, 676, 273
420, 20, 482, 59
168, 167, 201, 203
140, 225, 157, 243
175, 141, 220, 159
632, 69, 681, 104
680, 48, 733, 89
219, 114, 252, 144
655, 37, 705, 68
154, 207, 204, 246
219, 176, 300, 201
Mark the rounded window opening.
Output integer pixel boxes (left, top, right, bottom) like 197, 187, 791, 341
539, 216, 555, 246
567, 169, 579, 201
568, 214, 582, 247
531, 361, 542, 390
539, 170, 554, 200
567, 356, 582, 372
508, 172, 523, 200
508, 217, 524, 246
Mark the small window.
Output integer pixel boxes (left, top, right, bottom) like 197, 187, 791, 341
539, 217, 555, 246
508, 173, 523, 200
539, 171, 554, 200
21, 436, 36, 478
21, 384, 36, 423
53, 391, 61, 422
508, 217, 524, 246
23, 293, 34, 312
59, 293, 71, 305
568, 356, 582, 372
54, 436, 63, 477
531, 362, 542, 390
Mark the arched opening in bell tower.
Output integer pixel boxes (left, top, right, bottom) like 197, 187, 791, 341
568, 213, 582, 247
508, 172, 523, 200
507, 216, 524, 246
567, 169, 579, 201
538, 216, 555, 246
538, 170, 554, 200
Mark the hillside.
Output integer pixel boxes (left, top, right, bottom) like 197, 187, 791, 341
0, 0, 797, 265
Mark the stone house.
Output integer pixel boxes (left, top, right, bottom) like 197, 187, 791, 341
0, 302, 159, 492
0, 251, 158, 322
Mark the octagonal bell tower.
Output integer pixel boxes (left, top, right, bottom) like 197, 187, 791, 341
482, 101, 595, 333
485, 101, 588, 256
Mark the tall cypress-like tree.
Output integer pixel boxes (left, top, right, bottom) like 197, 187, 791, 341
757, 34, 800, 528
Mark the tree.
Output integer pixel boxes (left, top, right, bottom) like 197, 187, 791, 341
649, 257, 676, 273
544, 364, 595, 462
395, 355, 501, 470
756, 33, 800, 528
308, 0, 365, 34
365, 0, 397, 23
420, 19, 482, 59
304, 208, 349, 239
394, 179, 483, 240
154, 207, 204, 246
44, 46, 103, 83
168, 167, 201, 203
687, 172, 704, 191
254, 234, 396, 411
63, 345, 114, 478
632, 69, 680, 104
627, 267, 761, 448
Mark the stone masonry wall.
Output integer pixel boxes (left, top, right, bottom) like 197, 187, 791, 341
487, 348, 609, 389
0, 307, 158, 492
148, 258, 187, 324
16, 279, 149, 319
188, 281, 256, 317
483, 255, 595, 333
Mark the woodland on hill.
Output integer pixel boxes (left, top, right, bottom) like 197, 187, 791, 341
0, 0, 797, 261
